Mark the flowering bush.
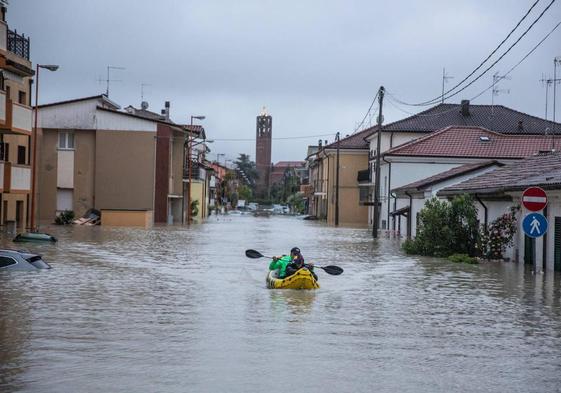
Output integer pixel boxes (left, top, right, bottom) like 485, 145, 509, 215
477, 207, 518, 260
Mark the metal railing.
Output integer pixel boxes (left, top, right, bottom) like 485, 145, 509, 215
7, 29, 30, 60
357, 169, 370, 183
184, 162, 203, 180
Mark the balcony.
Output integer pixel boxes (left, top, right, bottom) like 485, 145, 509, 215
1, 162, 31, 192
0, 91, 5, 125
183, 162, 204, 181
7, 29, 30, 61
357, 169, 371, 184
12, 103, 32, 134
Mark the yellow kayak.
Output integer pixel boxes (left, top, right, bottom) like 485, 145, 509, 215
266, 269, 319, 290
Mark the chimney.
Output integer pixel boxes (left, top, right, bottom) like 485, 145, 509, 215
517, 120, 524, 131
164, 101, 170, 120
461, 100, 470, 116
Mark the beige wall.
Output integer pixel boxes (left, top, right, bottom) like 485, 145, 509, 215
95, 130, 155, 210
101, 210, 153, 227
73, 130, 95, 217
37, 128, 58, 221
324, 151, 369, 226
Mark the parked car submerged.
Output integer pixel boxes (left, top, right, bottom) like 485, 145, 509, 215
0, 249, 51, 271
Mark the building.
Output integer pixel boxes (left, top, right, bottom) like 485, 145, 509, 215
255, 107, 272, 198
36, 95, 209, 226
0, 5, 33, 229
270, 161, 305, 185
310, 130, 372, 226
386, 126, 561, 237
438, 152, 561, 272
367, 100, 561, 232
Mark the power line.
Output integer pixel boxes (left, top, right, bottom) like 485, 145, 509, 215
392, 0, 555, 106
384, 20, 561, 118
354, 90, 379, 132
212, 132, 337, 142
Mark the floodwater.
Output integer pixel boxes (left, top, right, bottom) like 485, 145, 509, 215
1, 215, 561, 393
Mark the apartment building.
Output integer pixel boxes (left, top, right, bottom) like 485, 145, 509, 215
36, 95, 208, 226
0, 5, 33, 229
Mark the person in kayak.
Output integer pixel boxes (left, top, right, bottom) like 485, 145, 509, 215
270, 247, 318, 280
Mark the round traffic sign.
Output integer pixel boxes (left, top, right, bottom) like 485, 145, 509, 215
522, 213, 548, 238
522, 187, 547, 211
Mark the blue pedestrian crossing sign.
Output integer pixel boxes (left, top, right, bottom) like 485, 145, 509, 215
522, 213, 548, 238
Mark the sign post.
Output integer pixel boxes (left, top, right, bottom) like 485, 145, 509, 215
522, 187, 548, 273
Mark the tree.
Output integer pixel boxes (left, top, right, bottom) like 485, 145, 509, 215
235, 154, 258, 186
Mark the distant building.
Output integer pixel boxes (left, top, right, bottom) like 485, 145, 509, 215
270, 161, 305, 185
255, 107, 272, 198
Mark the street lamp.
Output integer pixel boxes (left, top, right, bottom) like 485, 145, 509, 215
186, 115, 205, 225
30, 64, 59, 231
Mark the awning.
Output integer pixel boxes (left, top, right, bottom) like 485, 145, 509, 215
390, 206, 410, 217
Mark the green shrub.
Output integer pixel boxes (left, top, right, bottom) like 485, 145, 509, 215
401, 239, 418, 254
448, 253, 478, 264
406, 195, 479, 257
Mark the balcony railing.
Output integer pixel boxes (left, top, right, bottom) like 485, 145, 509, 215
12, 103, 32, 134
357, 169, 370, 183
184, 162, 204, 181
7, 29, 30, 60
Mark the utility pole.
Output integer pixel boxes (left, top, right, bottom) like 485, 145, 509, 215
441, 68, 453, 103
372, 86, 384, 238
554, 57, 561, 133
335, 132, 340, 226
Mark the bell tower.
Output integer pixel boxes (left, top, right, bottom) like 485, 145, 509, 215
255, 107, 272, 198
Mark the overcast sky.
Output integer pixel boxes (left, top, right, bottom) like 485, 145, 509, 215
11, 0, 561, 162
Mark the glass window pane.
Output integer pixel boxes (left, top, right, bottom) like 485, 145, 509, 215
58, 132, 66, 149
68, 132, 74, 149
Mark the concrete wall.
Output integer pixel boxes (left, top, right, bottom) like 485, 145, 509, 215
101, 210, 153, 227
38, 129, 58, 221
73, 130, 96, 217
95, 130, 155, 211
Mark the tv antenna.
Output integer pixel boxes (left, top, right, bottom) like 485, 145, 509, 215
491, 71, 511, 110
98, 65, 125, 97
441, 68, 454, 103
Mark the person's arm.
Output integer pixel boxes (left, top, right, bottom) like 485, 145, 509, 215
269, 257, 279, 271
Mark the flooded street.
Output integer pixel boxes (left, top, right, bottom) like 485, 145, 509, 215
2, 215, 561, 392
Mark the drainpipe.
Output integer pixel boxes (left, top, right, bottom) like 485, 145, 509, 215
404, 191, 412, 239
383, 155, 392, 232
392, 192, 397, 232
475, 194, 488, 226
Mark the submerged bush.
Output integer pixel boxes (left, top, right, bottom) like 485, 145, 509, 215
55, 210, 75, 225
448, 253, 478, 264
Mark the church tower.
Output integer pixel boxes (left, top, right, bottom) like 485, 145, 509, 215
255, 107, 272, 198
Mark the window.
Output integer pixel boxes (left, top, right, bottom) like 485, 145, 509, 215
56, 189, 73, 212
58, 131, 75, 149
3, 143, 9, 161
18, 90, 26, 105
0, 256, 17, 268
17, 145, 26, 165
359, 187, 370, 203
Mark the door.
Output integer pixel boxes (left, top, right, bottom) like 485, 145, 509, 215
524, 235, 535, 265
554, 217, 561, 271
15, 200, 23, 228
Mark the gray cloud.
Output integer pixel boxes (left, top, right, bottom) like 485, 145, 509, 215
12, 0, 561, 162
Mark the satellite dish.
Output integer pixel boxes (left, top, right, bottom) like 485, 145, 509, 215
141, 101, 149, 110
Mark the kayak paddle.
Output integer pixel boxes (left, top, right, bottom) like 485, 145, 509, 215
245, 249, 344, 275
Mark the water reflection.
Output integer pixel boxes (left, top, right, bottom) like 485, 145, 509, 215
0, 217, 560, 392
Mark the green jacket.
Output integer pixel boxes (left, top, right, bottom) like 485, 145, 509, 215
269, 255, 292, 278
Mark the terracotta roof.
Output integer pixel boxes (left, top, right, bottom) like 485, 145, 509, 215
323, 128, 373, 150
384, 126, 561, 159
273, 161, 305, 168
393, 161, 502, 195
438, 153, 561, 195
378, 102, 560, 134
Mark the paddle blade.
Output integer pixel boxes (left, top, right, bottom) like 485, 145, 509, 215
245, 249, 265, 259
318, 265, 344, 275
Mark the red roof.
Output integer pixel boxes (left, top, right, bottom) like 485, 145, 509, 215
438, 152, 561, 195
273, 161, 305, 168
385, 126, 561, 159
323, 128, 373, 150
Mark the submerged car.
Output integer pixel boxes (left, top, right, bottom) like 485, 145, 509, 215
0, 249, 51, 270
